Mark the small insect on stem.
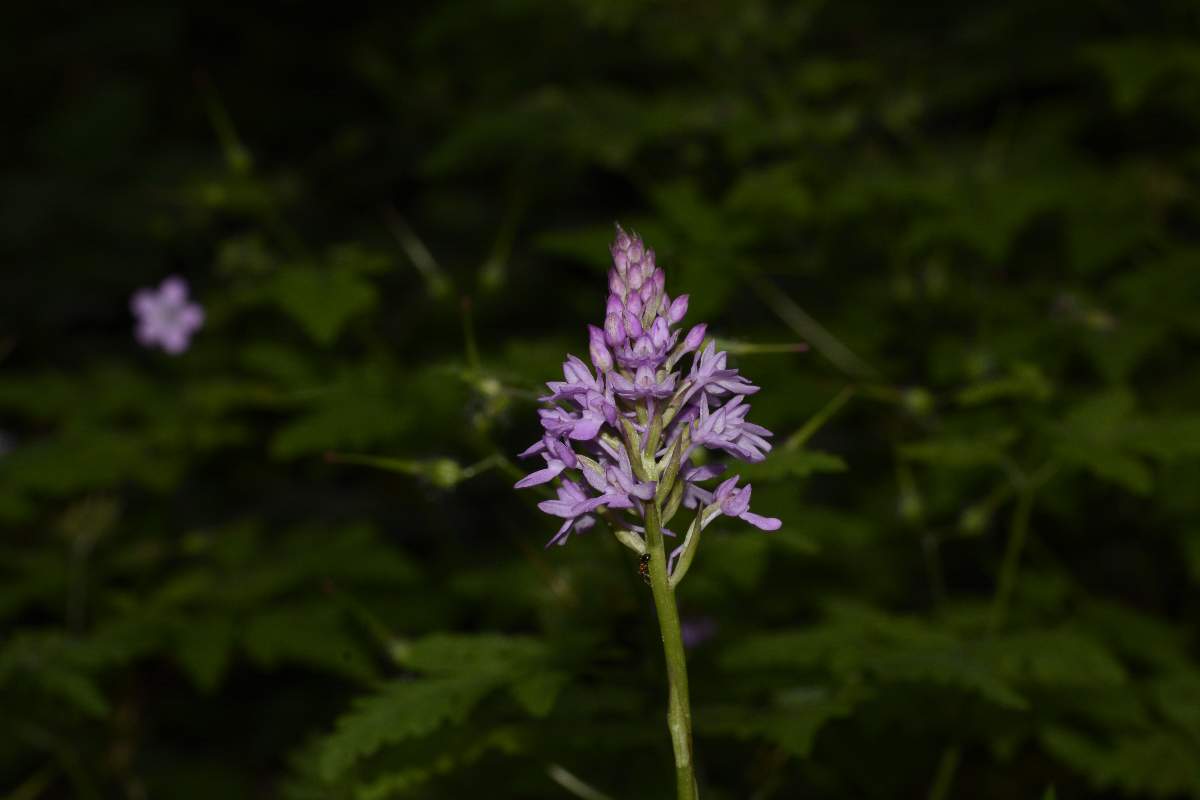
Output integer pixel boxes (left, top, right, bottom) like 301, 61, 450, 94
639, 552, 652, 586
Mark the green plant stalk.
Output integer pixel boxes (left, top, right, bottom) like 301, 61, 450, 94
928, 468, 1049, 800
988, 487, 1035, 632
644, 502, 698, 800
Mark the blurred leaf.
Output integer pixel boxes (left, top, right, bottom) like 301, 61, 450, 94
901, 430, 1017, 469
1083, 41, 1200, 110
741, 449, 847, 480
271, 267, 377, 345
173, 616, 236, 692
695, 685, 861, 758
242, 605, 377, 683
270, 367, 411, 460
1041, 727, 1200, 797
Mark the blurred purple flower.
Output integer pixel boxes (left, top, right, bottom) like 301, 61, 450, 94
131, 276, 204, 355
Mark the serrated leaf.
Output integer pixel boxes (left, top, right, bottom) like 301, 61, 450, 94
1041, 727, 1200, 797
317, 676, 492, 781
985, 629, 1127, 689
242, 605, 377, 683
696, 685, 860, 758
37, 668, 111, 717
956, 363, 1052, 406
722, 606, 1028, 710
392, 633, 548, 678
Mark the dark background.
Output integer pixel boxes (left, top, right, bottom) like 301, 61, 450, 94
2, 2, 1200, 798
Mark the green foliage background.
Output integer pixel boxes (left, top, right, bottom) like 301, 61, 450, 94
3, 2, 1200, 798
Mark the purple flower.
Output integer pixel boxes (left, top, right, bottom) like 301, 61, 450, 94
131, 276, 204, 355
688, 395, 774, 463
711, 476, 781, 531
609, 366, 677, 400
541, 355, 603, 402
687, 340, 760, 400
514, 435, 578, 488
539, 479, 601, 547
516, 224, 783, 561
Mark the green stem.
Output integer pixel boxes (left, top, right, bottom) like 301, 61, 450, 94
783, 385, 855, 451
988, 487, 1035, 632
928, 464, 1053, 800
644, 503, 698, 800
926, 745, 961, 800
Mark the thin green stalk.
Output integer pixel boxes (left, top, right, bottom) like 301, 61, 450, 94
928, 465, 1053, 800
988, 487, 1035, 632
460, 296, 481, 371
783, 385, 855, 451
643, 503, 698, 800
926, 745, 962, 800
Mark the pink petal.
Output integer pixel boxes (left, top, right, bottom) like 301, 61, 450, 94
178, 304, 205, 330
569, 413, 603, 441
131, 289, 157, 317
514, 463, 564, 489
159, 276, 188, 305
740, 512, 781, 531
544, 519, 574, 548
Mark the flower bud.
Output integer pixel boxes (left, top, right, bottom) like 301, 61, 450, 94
668, 294, 690, 324
609, 271, 625, 298
615, 225, 631, 251
588, 325, 613, 371
629, 238, 644, 264
613, 249, 629, 276
624, 310, 643, 338
683, 323, 707, 352
650, 316, 670, 349
606, 294, 623, 315
605, 313, 624, 347
653, 267, 665, 294
628, 266, 645, 291
626, 292, 643, 317
430, 458, 464, 489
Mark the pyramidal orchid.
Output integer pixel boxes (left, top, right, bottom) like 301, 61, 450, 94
515, 224, 781, 799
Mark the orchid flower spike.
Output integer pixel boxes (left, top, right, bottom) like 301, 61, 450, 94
515, 224, 781, 567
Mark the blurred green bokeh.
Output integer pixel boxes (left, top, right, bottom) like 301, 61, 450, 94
3, 2, 1200, 798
